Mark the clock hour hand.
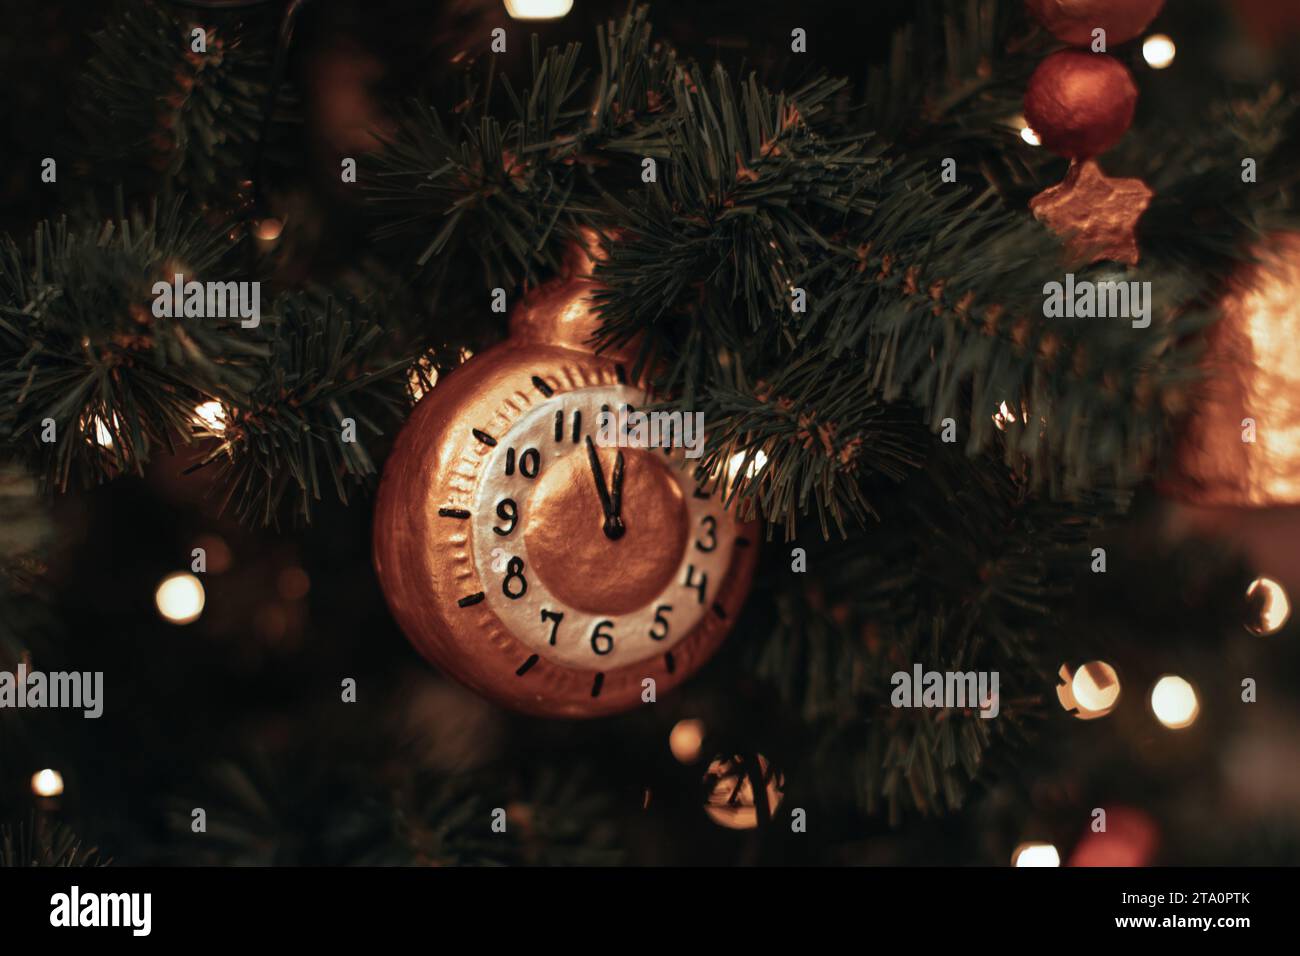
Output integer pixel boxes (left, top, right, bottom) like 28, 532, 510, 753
584, 436, 625, 540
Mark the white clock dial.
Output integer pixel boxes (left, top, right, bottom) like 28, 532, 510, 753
467, 384, 738, 669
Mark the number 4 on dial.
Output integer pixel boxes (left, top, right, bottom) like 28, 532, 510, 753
684, 565, 707, 604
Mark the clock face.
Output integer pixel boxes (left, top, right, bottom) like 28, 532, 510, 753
463, 384, 743, 671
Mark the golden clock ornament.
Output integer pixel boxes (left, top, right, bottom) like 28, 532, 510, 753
373, 236, 760, 717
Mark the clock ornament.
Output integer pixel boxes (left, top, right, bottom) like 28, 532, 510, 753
372, 236, 759, 717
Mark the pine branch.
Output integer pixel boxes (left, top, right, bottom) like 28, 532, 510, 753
368, 4, 690, 289
0, 205, 417, 525
685, 350, 926, 538
368, 3, 1274, 510
76, 0, 299, 211
802, 176, 1216, 494
0, 203, 266, 491
860, 0, 1047, 155
162, 749, 622, 866
189, 289, 410, 526
590, 66, 885, 373
0, 817, 108, 868
1132, 85, 1300, 277
747, 445, 1115, 821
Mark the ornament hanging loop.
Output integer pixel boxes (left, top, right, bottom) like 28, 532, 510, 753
509, 227, 635, 360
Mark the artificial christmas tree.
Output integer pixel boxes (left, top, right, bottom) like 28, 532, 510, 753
0, 0, 1298, 889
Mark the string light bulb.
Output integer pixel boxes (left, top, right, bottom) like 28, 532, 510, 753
669, 719, 705, 763
408, 353, 440, 403
1245, 576, 1290, 635
254, 218, 284, 242
1150, 675, 1199, 730
1073, 662, 1120, 713
31, 769, 64, 797
1057, 661, 1121, 719
1142, 34, 1176, 70
1017, 116, 1042, 146
1012, 842, 1060, 867
503, 0, 573, 19
193, 400, 228, 434
87, 412, 122, 449
155, 572, 206, 625
728, 449, 768, 480
702, 754, 784, 829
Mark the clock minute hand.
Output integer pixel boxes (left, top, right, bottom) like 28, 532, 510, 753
585, 435, 614, 512
584, 436, 625, 541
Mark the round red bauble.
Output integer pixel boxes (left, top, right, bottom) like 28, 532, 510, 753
1024, 50, 1137, 159
1027, 0, 1165, 47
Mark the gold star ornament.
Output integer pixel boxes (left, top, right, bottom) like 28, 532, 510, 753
1029, 160, 1152, 266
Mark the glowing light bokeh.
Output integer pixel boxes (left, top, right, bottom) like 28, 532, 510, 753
1142, 35, 1176, 70
1012, 842, 1060, 867
1071, 660, 1121, 717
1245, 576, 1290, 635
31, 769, 64, 797
669, 719, 705, 763
504, 0, 573, 19
1151, 675, 1199, 729
155, 572, 206, 625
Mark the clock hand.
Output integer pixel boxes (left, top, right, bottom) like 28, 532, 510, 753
584, 436, 625, 540
584, 435, 614, 513
606, 450, 626, 540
